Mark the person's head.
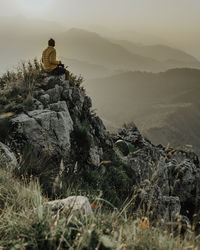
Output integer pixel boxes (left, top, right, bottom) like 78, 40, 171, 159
48, 38, 55, 47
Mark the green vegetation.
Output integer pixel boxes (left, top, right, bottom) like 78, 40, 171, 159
0, 159, 200, 249
1, 61, 200, 249
73, 121, 93, 152
0, 59, 43, 114
14, 146, 134, 207
69, 73, 84, 89
0, 59, 84, 115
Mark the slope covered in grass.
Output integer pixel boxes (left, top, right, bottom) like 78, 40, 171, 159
0, 165, 200, 249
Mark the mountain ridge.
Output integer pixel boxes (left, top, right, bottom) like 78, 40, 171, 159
85, 67, 200, 153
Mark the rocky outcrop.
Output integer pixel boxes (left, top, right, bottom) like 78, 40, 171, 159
113, 124, 200, 222
10, 106, 73, 161
7, 77, 111, 166
1, 75, 200, 224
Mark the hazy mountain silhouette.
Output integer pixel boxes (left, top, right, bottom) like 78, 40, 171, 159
115, 40, 200, 68
85, 68, 200, 153
145, 102, 200, 154
1, 16, 200, 152
1, 17, 200, 77
90, 26, 169, 45
60, 57, 119, 79
57, 28, 167, 73
57, 28, 200, 78
0, 16, 65, 73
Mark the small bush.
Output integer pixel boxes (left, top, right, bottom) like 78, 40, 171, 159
15, 147, 60, 198
0, 118, 10, 141
69, 72, 84, 88
0, 59, 43, 114
73, 120, 93, 152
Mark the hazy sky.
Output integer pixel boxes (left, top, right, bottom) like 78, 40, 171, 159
1, 0, 200, 57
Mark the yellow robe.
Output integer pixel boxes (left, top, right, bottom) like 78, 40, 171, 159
42, 46, 60, 72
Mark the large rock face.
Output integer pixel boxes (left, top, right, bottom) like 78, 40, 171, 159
7, 77, 111, 165
10, 105, 73, 160
2, 75, 200, 224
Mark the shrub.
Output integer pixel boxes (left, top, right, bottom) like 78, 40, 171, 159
15, 146, 60, 198
73, 120, 93, 152
69, 72, 84, 88
0, 118, 10, 141
0, 59, 43, 114
0, 152, 200, 249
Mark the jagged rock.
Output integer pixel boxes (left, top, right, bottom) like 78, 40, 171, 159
49, 101, 69, 112
43, 75, 56, 84
7, 75, 111, 172
116, 124, 200, 221
46, 196, 93, 216
59, 79, 70, 89
89, 146, 103, 165
46, 84, 63, 103
62, 88, 73, 102
92, 116, 112, 146
32, 98, 44, 110
169, 159, 198, 200
4, 75, 200, 224
0, 142, 18, 169
136, 182, 181, 221
72, 88, 85, 111
33, 88, 45, 98
39, 94, 50, 106
10, 108, 73, 160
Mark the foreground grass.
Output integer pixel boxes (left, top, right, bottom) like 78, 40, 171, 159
0, 168, 200, 249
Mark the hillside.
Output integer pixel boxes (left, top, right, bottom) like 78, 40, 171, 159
85, 68, 200, 153
57, 28, 166, 72
145, 102, 200, 154
116, 40, 200, 66
60, 57, 117, 79
1, 63, 200, 248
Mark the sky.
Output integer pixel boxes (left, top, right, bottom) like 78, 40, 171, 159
1, 0, 200, 57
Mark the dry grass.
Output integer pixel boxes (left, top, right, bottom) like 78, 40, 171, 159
0, 59, 43, 114
0, 161, 200, 249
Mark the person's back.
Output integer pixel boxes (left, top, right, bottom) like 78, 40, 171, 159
42, 38, 70, 81
42, 45, 60, 72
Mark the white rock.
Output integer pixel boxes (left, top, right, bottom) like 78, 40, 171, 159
46, 196, 93, 216
0, 142, 18, 169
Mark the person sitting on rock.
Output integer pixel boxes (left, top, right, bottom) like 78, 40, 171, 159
42, 38, 70, 81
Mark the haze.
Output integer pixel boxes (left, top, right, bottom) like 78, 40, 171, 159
1, 0, 200, 58
1, 0, 200, 153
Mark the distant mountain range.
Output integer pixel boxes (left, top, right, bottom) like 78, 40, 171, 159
1, 17, 200, 152
58, 28, 166, 73
85, 68, 200, 154
115, 40, 199, 64
0, 17, 200, 76
60, 57, 117, 79
58, 28, 200, 76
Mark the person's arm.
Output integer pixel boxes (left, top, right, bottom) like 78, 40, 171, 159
49, 49, 60, 65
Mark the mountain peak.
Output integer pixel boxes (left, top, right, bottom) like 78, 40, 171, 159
65, 27, 102, 39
